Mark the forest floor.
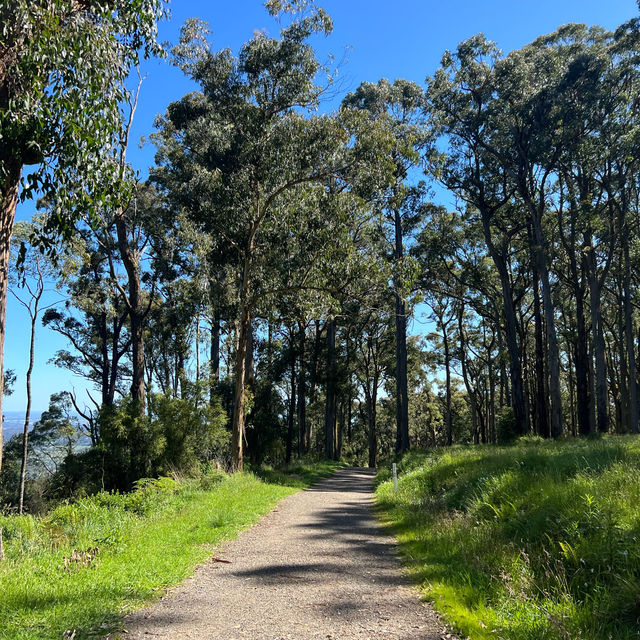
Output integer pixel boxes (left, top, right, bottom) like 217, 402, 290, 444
122, 467, 455, 640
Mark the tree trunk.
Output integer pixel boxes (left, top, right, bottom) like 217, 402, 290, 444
574, 285, 593, 436
231, 304, 250, 471
324, 318, 337, 460
231, 247, 253, 472
286, 331, 296, 465
481, 214, 529, 435
210, 310, 220, 405
532, 247, 550, 438
458, 305, 481, 443
115, 214, 145, 415
244, 320, 255, 389
367, 381, 378, 468
530, 212, 563, 438
394, 208, 410, 454
308, 320, 321, 452
297, 321, 306, 455
624, 237, 639, 433
588, 251, 609, 434
443, 321, 453, 446
336, 400, 344, 460
0, 158, 21, 474
18, 311, 37, 514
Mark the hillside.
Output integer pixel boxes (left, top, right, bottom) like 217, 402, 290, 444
376, 436, 640, 640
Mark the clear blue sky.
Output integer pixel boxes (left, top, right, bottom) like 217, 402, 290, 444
7, 0, 637, 413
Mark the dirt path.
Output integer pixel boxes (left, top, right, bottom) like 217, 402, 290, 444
124, 467, 455, 640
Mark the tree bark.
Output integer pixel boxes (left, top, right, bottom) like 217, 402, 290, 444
623, 236, 639, 433
443, 320, 453, 446
18, 310, 37, 514
231, 245, 254, 472
366, 366, 379, 468
0, 158, 22, 474
481, 214, 529, 435
210, 310, 220, 404
531, 239, 550, 438
297, 321, 306, 455
324, 318, 337, 460
530, 211, 563, 438
114, 214, 145, 415
394, 207, 410, 454
586, 236, 609, 434
286, 330, 296, 465
231, 303, 250, 471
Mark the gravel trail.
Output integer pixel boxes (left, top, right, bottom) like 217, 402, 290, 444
124, 467, 454, 640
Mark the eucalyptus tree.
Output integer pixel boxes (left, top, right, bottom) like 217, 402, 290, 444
427, 37, 530, 436
42, 223, 131, 415
353, 310, 392, 468
153, 8, 393, 469
9, 221, 63, 513
342, 79, 429, 454
0, 0, 165, 471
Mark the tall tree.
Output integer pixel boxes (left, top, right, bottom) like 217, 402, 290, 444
342, 79, 429, 454
9, 221, 62, 513
0, 0, 165, 472
153, 9, 392, 470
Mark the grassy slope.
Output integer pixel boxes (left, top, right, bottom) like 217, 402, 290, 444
0, 462, 339, 640
376, 436, 640, 640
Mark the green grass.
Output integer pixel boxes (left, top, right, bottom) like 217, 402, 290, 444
0, 463, 339, 639
375, 436, 640, 640
250, 459, 344, 488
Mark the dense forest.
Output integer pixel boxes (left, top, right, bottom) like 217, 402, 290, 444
2, 0, 640, 512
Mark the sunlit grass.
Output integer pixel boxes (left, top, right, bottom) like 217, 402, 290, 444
376, 436, 640, 640
0, 463, 339, 640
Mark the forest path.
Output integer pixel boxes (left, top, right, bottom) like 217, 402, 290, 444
123, 467, 452, 640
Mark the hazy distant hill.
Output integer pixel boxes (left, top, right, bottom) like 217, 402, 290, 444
2, 411, 43, 441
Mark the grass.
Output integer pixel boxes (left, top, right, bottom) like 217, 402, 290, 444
0, 462, 340, 640
375, 435, 640, 640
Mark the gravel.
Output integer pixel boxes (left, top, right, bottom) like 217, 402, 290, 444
123, 467, 456, 640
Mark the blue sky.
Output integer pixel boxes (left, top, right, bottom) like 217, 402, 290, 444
7, 0, 638, 413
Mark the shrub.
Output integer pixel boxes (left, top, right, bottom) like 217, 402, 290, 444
496, 406, 519, 444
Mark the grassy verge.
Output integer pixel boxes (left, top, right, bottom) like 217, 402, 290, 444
0, 462, 340, 640
375, 436, 640, 640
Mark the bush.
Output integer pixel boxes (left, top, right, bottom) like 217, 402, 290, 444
50, 392, 230, 494
150, 392, 229, 474
496, 406, 519, 444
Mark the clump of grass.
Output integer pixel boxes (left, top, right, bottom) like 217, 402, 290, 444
376, 436, 640, 640
0, 462, 337, 640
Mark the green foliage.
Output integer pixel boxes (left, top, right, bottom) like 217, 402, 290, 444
2, 370, 16, 397
44, 391, 230, 497
0, 465, 334, 640
149, 391, 229, 473
2, 0, 166, 239
496, 406, 519, 444
376, 436, 640, 640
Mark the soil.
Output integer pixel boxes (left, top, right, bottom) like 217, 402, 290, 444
122, 467, 458, 640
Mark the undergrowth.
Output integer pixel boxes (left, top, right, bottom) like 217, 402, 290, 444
0, 462, 339, 639
376, 435, 640, 640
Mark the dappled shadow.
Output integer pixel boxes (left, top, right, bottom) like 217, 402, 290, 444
232, 467, 413, 595
303, 466, 377, 494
